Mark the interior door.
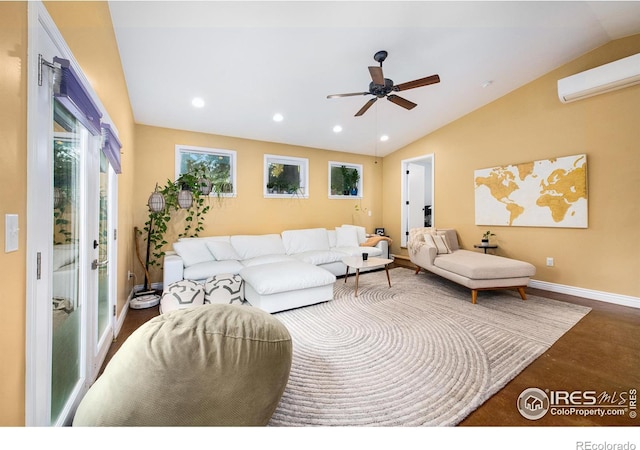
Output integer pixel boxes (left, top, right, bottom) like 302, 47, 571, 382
406, 163, 426, 244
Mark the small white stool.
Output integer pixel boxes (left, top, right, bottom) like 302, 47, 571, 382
160, 279, 205, 314
204, 273, 244, 305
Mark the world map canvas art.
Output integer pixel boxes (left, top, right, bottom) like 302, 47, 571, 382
474, 154, 588, 228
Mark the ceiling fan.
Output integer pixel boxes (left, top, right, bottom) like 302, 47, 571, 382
327, 50, 440, 117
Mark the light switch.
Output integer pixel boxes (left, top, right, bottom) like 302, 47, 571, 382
5, 214, 18, 253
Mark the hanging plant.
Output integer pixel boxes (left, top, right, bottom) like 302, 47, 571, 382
142, 166, 215, 267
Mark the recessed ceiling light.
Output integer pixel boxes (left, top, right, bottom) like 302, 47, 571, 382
380, 135, 389, 142
273, 113, 284, 122
333, 125, 342, 133
191, 97, 205, 108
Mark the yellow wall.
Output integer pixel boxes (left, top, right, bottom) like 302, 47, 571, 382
0, 1, 135, 425
0, 1, 28, 427
133, 125, 383, 281
382, 34, 640, 298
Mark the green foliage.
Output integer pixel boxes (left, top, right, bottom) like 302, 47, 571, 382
266, 163, 300, 195
337, 165, 360, 194
482, 230, 496, 240
143, 165, 218, 267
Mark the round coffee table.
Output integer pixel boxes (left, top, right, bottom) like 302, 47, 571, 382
342, 256, 393, 297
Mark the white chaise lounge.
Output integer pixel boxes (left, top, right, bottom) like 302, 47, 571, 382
408, 227, 536, 304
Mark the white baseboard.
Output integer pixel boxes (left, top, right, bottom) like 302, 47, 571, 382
529, 279, 640, 309
114, 282, 164, 339
113, 290, 132, 339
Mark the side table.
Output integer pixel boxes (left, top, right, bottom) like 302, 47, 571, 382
474, 243, 497, 254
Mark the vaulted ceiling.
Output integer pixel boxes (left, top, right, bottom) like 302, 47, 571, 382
109, 1, 640, 156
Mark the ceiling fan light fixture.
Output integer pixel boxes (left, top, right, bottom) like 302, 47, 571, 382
327, 50, 440, 117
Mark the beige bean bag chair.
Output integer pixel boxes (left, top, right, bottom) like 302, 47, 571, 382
73, 304, 292, 426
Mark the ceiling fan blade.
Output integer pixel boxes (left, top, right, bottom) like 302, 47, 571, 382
327, 92, 369, 99
387, 94, 417, 110
355, 98, 377, 116
368, 66, 384, 85
394, 74, 440, 91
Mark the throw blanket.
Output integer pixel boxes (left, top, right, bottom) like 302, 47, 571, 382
361, 235, 392, 247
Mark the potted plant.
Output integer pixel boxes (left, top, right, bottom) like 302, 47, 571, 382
340, 165, 351, 195
481, 231, 495, 244
349, 169, 360, 196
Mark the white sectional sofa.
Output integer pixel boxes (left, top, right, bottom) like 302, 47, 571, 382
162, 225, 390, 313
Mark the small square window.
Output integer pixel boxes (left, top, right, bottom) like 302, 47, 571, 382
264, 154, 309, 198
175, 145, 236, 197
328, 161, 362, 199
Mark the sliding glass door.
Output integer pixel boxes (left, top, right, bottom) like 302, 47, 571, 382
27, 3, 119, 425
50, 101, 87, 424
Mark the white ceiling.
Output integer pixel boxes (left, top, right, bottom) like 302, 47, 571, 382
108, 1, 640, 156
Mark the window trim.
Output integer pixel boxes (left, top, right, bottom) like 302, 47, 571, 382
328, 161, 363, 199
175, 145, 237, 197
264, 154, 309, 198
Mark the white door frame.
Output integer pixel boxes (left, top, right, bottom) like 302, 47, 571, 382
400, 154, 434, 247
26, 2, 117, 425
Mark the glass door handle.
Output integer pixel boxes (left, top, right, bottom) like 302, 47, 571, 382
91, 259, 109, 270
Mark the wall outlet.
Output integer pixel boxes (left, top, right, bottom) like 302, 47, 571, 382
127, 270, 134, 280
546, 257, 554, 267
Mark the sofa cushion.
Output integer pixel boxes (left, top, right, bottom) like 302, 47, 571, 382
240, 261, 336, 295
281, 228, 330, 255
326, 230, 337, 248
434, 229, 459, 251
206, 241, 242, 261
183, 260, 244, 280
230, 234, 286, 260
340, 224, 367, 244
335, 226, 359, 247
434, 250, 536, 280
294, 250, 345, 265
241, 254, 297, 267
425, 233, 452, 254
173, 240, 214, 267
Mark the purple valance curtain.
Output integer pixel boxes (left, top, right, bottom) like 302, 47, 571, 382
101, 124, 122, 174
53, 57, 102, 136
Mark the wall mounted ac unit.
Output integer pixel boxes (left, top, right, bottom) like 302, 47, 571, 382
557, 53, 640, 103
